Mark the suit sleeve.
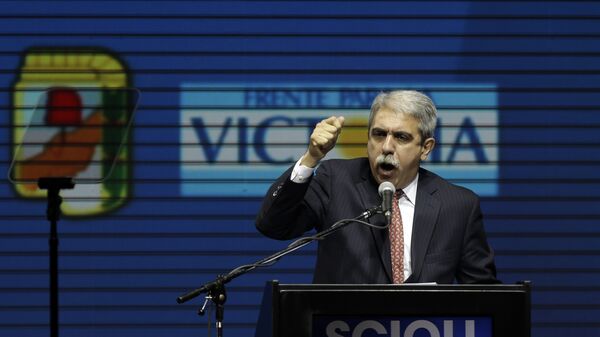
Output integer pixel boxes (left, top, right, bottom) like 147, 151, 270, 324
456, 197, 501, 284
255, 162, 331, 240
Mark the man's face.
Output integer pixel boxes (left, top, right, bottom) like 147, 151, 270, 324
367, 108, 435, 189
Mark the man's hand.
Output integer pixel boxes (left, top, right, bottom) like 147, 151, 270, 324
301, 116, 345, 167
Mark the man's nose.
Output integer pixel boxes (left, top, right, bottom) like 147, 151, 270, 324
382, 134, 394, 154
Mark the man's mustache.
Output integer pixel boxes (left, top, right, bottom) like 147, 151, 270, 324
376, 154, 399, 168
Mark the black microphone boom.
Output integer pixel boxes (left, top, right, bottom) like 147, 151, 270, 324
378, 181, 395, 224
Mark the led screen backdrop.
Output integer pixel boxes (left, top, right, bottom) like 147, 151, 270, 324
0, 1, 599, 337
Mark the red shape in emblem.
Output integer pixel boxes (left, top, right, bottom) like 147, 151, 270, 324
46, 88, 82, 126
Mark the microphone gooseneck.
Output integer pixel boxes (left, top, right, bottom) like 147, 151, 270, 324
378, 181, 395, 224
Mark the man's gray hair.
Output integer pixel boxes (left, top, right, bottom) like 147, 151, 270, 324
368, 90, 438, 141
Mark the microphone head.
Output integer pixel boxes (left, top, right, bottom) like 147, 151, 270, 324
378, 181, 396, 197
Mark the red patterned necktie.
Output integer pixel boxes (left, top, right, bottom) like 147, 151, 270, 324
389, 190, 404, 283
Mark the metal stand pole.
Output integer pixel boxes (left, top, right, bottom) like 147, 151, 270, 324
39, 177, 74, 337
177, 205, 382, 337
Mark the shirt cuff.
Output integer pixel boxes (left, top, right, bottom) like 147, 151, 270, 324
290, 156, 316, 183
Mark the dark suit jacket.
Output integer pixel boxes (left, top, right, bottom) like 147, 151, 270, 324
256, 158, 499, 284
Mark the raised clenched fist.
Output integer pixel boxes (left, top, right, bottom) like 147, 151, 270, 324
301, 116, 345, 167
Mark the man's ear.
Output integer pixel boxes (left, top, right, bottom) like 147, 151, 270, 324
420, 138, 436, 161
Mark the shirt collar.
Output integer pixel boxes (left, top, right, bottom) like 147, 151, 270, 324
401, 173, 419, 205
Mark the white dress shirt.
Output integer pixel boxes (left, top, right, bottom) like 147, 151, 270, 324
290, 157, 419, 282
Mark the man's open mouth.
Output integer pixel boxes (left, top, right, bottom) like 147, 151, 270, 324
379, 162, 396, 172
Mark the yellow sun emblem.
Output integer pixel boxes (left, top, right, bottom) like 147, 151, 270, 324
337, 116, 368, 158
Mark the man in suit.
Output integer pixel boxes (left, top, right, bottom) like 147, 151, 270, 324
256, 90, 499, 284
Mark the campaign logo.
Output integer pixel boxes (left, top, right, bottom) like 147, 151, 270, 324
10, 48, 134, 216
180, 84, 498, 197
313, 316, 491, 337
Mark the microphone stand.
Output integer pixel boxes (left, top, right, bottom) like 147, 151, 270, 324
38, 177, 75, 337
176, 205, 382, 337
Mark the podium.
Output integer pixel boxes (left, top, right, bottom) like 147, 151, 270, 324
255, 281, 530, 337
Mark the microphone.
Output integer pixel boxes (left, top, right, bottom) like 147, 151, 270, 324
378, 181, 395, 224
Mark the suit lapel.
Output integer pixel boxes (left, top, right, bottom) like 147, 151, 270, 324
407, 170, 441, 283
356, 172, 393, 283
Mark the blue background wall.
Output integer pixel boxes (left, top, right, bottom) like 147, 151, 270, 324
1, 1, 599, 337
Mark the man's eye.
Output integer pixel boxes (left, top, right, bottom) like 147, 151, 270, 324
372, 130, 386, 138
